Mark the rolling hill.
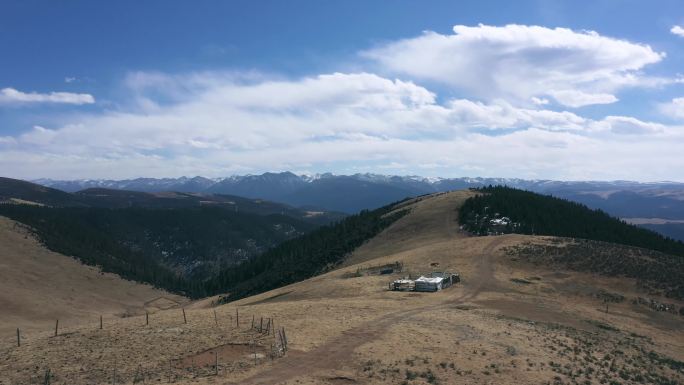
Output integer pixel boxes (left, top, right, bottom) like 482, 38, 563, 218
0, 204, 319, 288
0, 177, 345, 294
0, 176, 84, 207
0, 216, 186, 337
2, 189, 682, 385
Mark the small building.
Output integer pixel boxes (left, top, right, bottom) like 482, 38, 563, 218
390, 271, 460, 292
414, 272, 460, 292
414, 276, 445, 292
389, 279, 415, 291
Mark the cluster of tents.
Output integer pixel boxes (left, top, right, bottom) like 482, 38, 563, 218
390, 272, 460, 292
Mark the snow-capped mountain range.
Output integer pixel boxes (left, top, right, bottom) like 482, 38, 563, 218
34, 172, 684, 201
30, 172, 684, 241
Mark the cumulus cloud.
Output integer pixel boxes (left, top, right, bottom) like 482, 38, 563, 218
594, 116, 666, 135
531, 97, 549, 105
547, 90, 618, 108
672, 25, 684, 38
446, 99, 587, 131
659, 97, 684, 120
0, 87, 95, 105
1, 70, 681, 180
363, 24, 665, 107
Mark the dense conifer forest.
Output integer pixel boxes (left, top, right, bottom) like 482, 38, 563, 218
0, 205, 315, 294
206, 204, 408, 301
459, 186, 684, 257
0, 201, 408, 299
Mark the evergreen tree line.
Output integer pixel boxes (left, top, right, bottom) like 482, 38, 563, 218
0, 205, 191, 294
0, 200, 408, 299
459, 186, 684, 257
204, 204, 409, 302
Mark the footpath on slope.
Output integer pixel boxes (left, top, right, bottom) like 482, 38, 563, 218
232, 191, 503, 385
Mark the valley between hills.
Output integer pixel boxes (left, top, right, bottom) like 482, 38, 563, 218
1, 190, 683, 385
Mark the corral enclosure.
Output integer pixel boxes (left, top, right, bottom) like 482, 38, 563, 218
2, 305, 291, 384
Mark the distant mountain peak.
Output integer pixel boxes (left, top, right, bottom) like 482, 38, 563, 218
27, 173, 684, 228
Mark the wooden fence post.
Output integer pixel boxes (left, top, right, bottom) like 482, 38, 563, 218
43, 368, 51, 385
182, 308, 187, 324
54, 319, 58, 337
16, 328, 20, 347
146, 312, 149, 326
100, 315, 103, 330
259, 317, 263, 333
281, 327, 288, 351
251, 315, 254, 329
214, 351, 219, 376
277, 329, 284, 352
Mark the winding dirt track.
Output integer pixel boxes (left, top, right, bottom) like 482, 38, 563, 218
232, 236, 505, 385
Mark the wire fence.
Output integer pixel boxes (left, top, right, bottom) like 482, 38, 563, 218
5, 308, 290, 385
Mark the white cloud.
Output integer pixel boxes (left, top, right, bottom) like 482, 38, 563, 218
363, 24, 665, 107
659, 97, 684, 120
547, 90, 618, 108
0, 136, 16, 145
446, 99, 587, 131
531, 97, 549, 105
0, 87, 95, 105
671, 25, 684, 38
1, 70, 681, 181
594, 116, 666, 135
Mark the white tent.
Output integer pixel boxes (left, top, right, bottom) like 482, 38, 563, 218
414, 276, 444, 292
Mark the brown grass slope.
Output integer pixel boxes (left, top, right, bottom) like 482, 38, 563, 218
1, 190, 683, 385
0, 216, 186, 337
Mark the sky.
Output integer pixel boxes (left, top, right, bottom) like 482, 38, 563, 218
2, 0, 684, 181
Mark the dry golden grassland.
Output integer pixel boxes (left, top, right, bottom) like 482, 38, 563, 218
1, 191, 682, 384
0, 216, 186, 337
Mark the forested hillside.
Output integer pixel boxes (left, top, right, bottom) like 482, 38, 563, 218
459, 186, 684, 257
0, 199, 408, 299
0, 205, 315, 291
205, 203, 409, 301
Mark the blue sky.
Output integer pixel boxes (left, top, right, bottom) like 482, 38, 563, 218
2, 0, 684, 180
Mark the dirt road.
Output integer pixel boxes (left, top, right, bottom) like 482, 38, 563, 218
232, 236, 505, 385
